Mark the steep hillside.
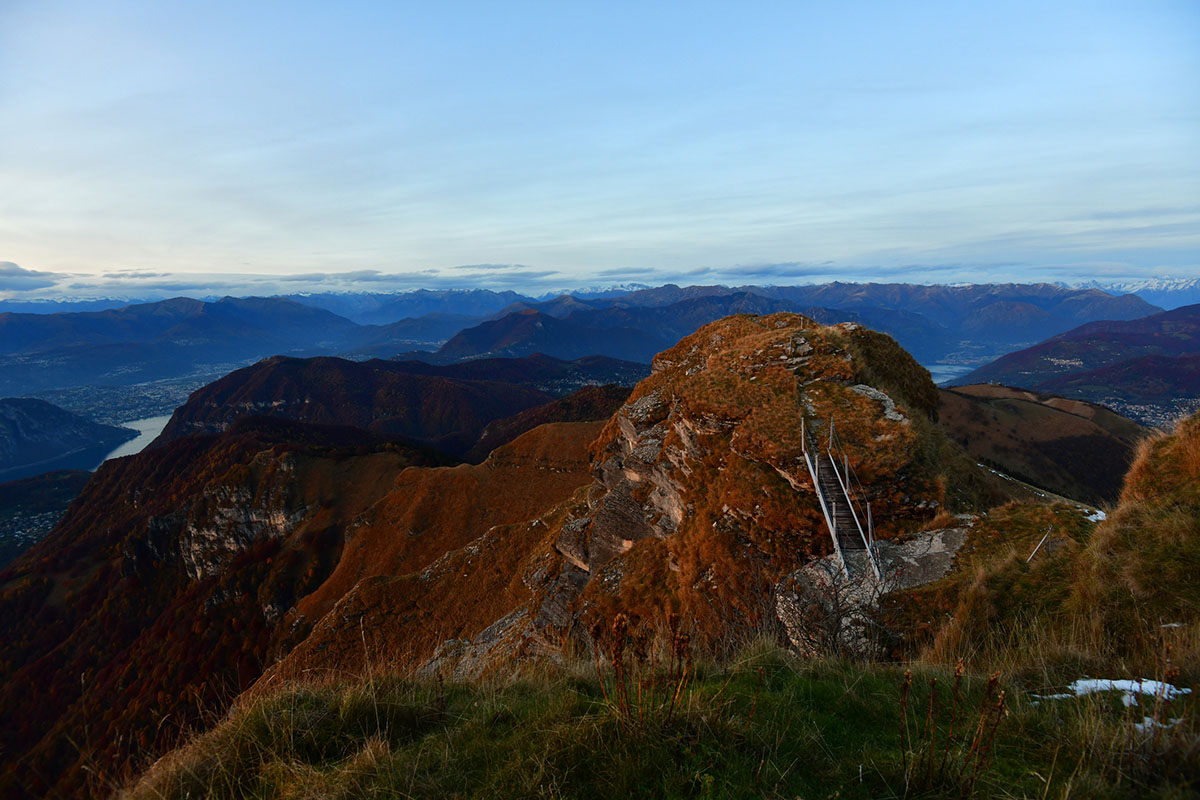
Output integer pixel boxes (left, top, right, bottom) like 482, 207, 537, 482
937, 385, 1148, 505
1037, 352, 1200, 416
1074, 410, 1200, 643
0, 416, 599, 798
286, 422, 606, 631
0, 418, 438, 797
955, 304, 1200, 425
153, 356, 555, 457
0, 398, 136, 481
886, 409, 1200, 674
256, 314, 1002, 689
125, 418, 1200, 800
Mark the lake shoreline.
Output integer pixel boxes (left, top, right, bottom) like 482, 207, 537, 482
93, 414, 174, 469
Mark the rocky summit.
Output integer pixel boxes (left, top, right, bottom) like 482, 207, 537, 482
256, 314, 991, 689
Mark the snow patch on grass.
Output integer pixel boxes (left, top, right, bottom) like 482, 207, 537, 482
1033, 677, 1191, 706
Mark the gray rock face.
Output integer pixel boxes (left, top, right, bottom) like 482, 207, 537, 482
774, 524, 970, 656
177, 452, 310, 581
418, 609, 534, 681
553, 391, 696, 576
875, 526, 968, 590
850, 384, 909, 424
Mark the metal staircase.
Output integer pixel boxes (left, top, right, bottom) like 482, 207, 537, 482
801, 416, 882, 580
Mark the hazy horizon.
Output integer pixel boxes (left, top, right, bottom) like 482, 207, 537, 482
3, 273, 1200, 311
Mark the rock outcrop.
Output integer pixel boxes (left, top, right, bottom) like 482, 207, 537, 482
261, 313, 989, 684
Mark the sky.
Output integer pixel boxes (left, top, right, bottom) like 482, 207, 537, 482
1, 0, 1198, 299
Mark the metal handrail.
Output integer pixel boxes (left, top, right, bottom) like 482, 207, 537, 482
801, 434, 847, 575
828, 423, 871, 519
803, 415, 882, 580
827, 419, 882, 578
827, 420, 876, 541
824, 449, 882, 579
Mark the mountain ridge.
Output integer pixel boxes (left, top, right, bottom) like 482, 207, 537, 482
953, 303, 1200, 425
0, 283, 1159, 404
153, 354, 646, 458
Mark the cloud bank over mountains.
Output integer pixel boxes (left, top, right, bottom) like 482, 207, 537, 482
0, 263, 61, 291
2, 257, 1197, 303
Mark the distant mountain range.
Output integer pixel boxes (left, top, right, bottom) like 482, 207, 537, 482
0, 296, 499, 396
0, 297, 359, 395
277, 289, 532, 325
0, 284, 1161, 406
396, 283, 1156, 367
5, 275, 1198, 315
1085, 277, 1200, 309
954, 304, 1200, 426
0, 398, 136, 481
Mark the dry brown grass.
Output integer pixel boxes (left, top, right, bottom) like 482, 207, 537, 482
1071, 413, 1200, 662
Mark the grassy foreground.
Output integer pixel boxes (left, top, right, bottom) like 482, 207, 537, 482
125, 644, 1196, 800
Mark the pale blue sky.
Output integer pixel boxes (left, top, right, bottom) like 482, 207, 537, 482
1, 0, 1197, 298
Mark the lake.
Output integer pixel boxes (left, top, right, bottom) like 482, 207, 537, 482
95, 415, 174, 467
924, 364, 975, 385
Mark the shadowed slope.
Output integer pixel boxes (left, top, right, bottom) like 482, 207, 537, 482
154, 356, 554, 457
0, 398, 136, 481
464, 384, 632, 462
0, 418, 447, 797
937, 385, 1148, 505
